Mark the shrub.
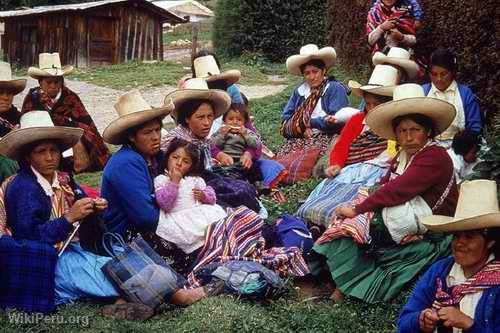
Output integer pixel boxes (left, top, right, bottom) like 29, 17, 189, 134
327, 0, 499, 126
213, 0, 327, 62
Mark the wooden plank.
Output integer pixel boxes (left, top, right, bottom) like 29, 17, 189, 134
131, 11, 138, 60
124, 12, 131, 62
137, 13, 143, 60
159, 21, 164, 61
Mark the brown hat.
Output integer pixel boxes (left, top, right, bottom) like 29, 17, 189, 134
0, 111, 83, 160
0, 61, 27, 95
28, 53, 74, 79
103, 90, 174, 145
422, 180, 500, 232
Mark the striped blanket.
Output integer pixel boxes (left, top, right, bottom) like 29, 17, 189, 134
187, 206, 309, 287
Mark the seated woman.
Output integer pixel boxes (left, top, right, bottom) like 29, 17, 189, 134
423, 48, 482, 148
0, 61, 26, 185
22, 52, 111, 172
0, 111, 118, 314
161, 78, 261, 213
297, 64, 397, 227
367, 0, 417, 54
398, 180, 500, 332
277, 44, 349, 183
309, 84, 459, 303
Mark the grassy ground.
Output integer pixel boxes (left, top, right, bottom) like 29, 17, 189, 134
0, 61, 408, 333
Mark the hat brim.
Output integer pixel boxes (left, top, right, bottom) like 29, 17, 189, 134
27, 65, 74, 79
422, 213, 500, 232
205, 69, 241, 86
366, 97, 456, 140
103, 105, 173, 145
0, 79, 27, 95
164, 89, 231, 123
348, 80, 395, 97
372, 52, 419, 79
286, 47, 337, 76
0, 126, 83, 160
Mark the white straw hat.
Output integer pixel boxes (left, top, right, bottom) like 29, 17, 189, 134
164, 78, 231, 122
286, 44, 337, 76
422, 180, 500, 232
28, 53, 74, 79
366, 83, 456, 140
0, 61, 26, 95
372, 47, 419, 79
348, 64, 399, 97
193, 55, 241, 86
103, 89, 174, 145
0, 111, 83, 159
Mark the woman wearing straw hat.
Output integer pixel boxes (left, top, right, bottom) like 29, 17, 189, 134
21, 52, 111, 173
422, 48, 482, 148
0, 61, 27, 184
309, 84, 459, 303
0, 111, 119, 314
296, 64, 395, 227
398, 180, 500, 332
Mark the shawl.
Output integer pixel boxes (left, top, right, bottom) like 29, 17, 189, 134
366, 1, 416, 52
163, 125, 213, 169
280, 79, 328, 138
433, 260, 500, 308
344, 129, 388, 166
21, 86, 111, 171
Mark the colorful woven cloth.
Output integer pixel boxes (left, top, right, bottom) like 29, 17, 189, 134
187, 206, 308, 287
344, 129, 388, 166
433, 260, 500, 309
280, 79, 327, 138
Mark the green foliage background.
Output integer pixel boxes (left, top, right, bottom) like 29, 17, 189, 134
213, 0, 327, 62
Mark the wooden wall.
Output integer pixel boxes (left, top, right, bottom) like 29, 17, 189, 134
2, 2, 167, 67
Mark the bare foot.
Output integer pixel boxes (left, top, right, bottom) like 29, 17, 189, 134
114, 298, 127, 305
170, 287, 206, 305
330, 288, 344, 303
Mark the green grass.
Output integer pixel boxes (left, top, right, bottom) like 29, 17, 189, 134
0, 61, 408, 332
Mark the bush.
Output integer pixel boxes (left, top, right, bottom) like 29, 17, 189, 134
213, 0, 327, 62
327, 0, 499, 126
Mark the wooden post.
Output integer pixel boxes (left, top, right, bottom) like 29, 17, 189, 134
190, 23, 198, 60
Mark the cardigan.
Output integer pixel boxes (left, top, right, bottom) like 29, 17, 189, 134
397, 256, 500, 333
422, 83, 482, 134
101, 147, 160, 236
355, 144, 458, 216
281, 80, 349, 132
328, 112, 364, 167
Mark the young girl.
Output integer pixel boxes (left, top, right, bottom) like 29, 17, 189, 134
155, 138, 227, 254
211, 103, 263, 185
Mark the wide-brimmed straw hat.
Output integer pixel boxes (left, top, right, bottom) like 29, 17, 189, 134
422, 180, 500, 232
0, 61, 26, 95
103, 89, 174, 145
28, 53, 74, 79
366, 83, 456, 140
348, 64, 398, 97
372, 47, 419, 79
0, 111, 83, 160
286, 44, 337, 76
193, 55, 241, 86
164, 78, 231, 122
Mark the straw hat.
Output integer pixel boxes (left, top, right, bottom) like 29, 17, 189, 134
28, 53, 74, 79
0, 61, 27, 95
422, 180, 500, 232
0, 111, 83, 160
103, 89, 174, 145
348, 64, 398, 97
193, 55, 241, 86
286, 44, 337, 76
164, 78, 231, 122
366, 83, 456, 140
372, 47, 419, 79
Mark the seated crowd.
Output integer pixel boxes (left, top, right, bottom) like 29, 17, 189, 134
0, 1, 498, 330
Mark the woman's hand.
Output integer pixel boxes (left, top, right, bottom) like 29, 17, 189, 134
419, 308, 439, 332
380, 18, 396, 31
65, 198, 95, 224
93, 197, 108, 212
304, 128, 313, 139
325, 165, 342, 178
335, 205, 357, 219
240, 152, 253, 169
216, 152, 234, 166
437, 307, 474, 330
192, 189, 205, 202
388, 29, 404, 42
